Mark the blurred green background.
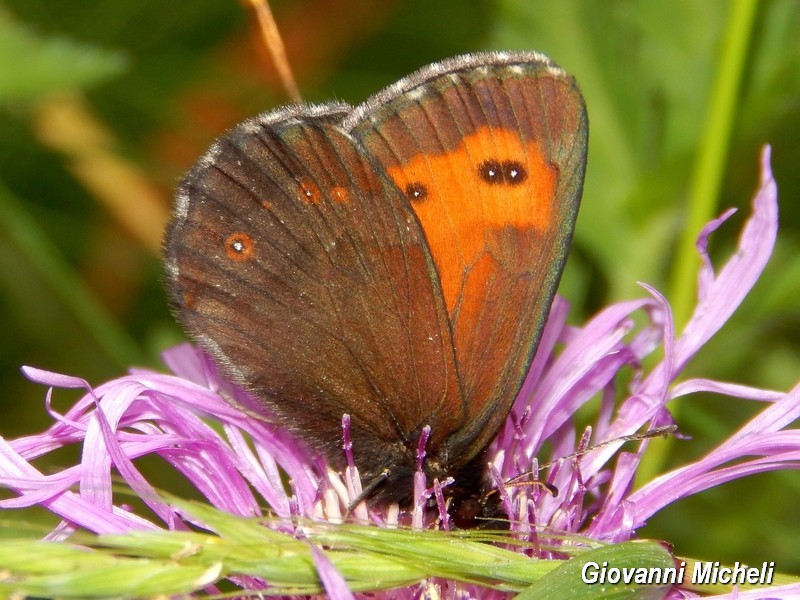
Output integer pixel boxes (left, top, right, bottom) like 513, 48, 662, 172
1, 0, 798, 575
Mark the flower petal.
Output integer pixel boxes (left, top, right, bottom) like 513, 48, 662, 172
674, 146, 777, 372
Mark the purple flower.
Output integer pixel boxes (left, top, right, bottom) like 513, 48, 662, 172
1, 147, 797, 598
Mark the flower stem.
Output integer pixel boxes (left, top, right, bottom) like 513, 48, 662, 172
668, 0, 758, 330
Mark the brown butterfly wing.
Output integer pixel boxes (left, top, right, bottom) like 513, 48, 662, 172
344, 52, 588, 463
164, 105, 464, 496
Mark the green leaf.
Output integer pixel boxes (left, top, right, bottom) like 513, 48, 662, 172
0, 11, 127, 103
518, 541, 675, 600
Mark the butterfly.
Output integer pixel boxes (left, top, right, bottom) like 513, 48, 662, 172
164, 51, 588, 521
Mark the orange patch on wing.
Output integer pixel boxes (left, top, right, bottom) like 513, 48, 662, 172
330, 186, 349, 202
298, 178, 321, 203
386, 126, 556, 313
225, 232, 254, 261
179, 278, 197, 309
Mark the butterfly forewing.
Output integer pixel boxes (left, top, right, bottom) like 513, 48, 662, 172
343, 52, 588, 461
164, 109, 464, 489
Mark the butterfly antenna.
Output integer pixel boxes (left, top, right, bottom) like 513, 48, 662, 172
244, 0, 303, 103
507, 425, 677, 489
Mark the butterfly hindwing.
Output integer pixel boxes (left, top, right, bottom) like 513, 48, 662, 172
164, 106, 464, 491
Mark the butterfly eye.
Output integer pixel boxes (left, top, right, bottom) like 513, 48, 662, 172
225, 232, 254, 262
404, 182, 428, 202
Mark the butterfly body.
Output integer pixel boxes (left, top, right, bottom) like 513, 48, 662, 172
165, 51, 587, 510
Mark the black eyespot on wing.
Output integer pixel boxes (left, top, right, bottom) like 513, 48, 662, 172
478, 160, 503, 184
404, 181, 428, 201
478, 159, 527, 185
501, 160, 527, 185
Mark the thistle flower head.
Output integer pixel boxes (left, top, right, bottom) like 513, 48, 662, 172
2, 147, 798, 598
